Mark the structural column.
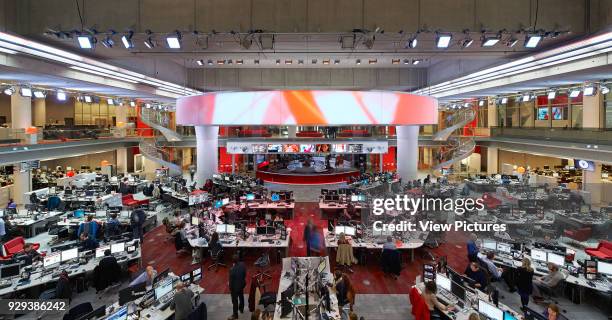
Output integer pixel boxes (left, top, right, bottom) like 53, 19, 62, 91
287, 126, 297, 138
582, 91, 603, 129
195, 125, 218, 187
583, 162, 602, 206
11, 89, 33, 205
116, 148, 129, 175
396, 125, 419, 182
487, 147, 499, 175
115, 105, 128, 137
33, 98, 46, 127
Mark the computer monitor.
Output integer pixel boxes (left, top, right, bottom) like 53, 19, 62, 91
0, 263, 20, 279
350, 195, 358, 202
226, 224, 236, 234
334, 226, 346, 235
214, 200, 223, 208
85, 190, 95, 197
126, 245, 136, 253
496, 243, 512, 254
317, 259, 326, 273
95, 245, 110, 258
531, 249, 547, 262
225, 176, 230, 181
271, 193, 280, 202
435, 273, 451, 292
265, 226, 275, 235
523, 306, 548, 320
153, 268, 170, 286
95, 210, 107, 218
191, 267, 202, 282
483, 240, 497, 250
256, 226, 268, 235
64, 189, 73, 195
478, 299, 504, 320
597, 261, 612, 276
222, 198, 229, 205
344, 226, 356, 237
118, 282, 146, 306
450, 280, 466, 301
111, 242, 125, 254
547, 253, 565, 266
585, 260, 597, 280
191, 216, 199, 226
61, 248, 79, 262
43, 252, 61, 268
106, 305, 128, 320
504, 311, 518, 320
246, 194, 255, 201
154, 279, 173, 300
180, 272, 191, 282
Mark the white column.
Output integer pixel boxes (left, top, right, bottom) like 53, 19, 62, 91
583, 163, 602, 206
195, 125, 218, 186
396, 125, 419, 182
379, 154, 383, 173
582, 91, 602, 129
33, 98, 46, 127
11, 90, 32, 129
231, 154, 236, 174
115, 105, 128, 137
287, 126, 297, 138
487, 147, 498, 175
14, 170, 31, 206
116, 148, 128, 175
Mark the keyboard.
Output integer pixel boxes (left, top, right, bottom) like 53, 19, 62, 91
0, 280, 12, 289
536, 268, 548, 273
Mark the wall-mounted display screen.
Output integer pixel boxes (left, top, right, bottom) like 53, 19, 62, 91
282, 144, 299, 153
316, 144, 331, 153
551, 107, 564, 120
332, 144, 346, 152
267, 144, 281, 153
228, 142, 387, 154
347, 144, 362, 153
537, 107, 549, 120
300, 144, 315, 153
252, 144, 267, 153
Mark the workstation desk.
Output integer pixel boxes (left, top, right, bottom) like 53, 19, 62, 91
0, 239, 142, 297
318, 201, 365, 219
7, 210, 65, 238
273, 256, 341, 320
323, 229, 427, 262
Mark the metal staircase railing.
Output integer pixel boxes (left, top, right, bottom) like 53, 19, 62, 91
433, 107, 476, 171
433, 108, 476, 141
140, 107, 183, 142
139, 137, 183, 177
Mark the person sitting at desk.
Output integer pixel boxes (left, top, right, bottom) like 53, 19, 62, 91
55, 270, 72, 301
383, 236, 397, 250
14, 243, 41, 265
464, 261, 487, 289
105, 213, 121, 237
481, 252, 514, 290
173, 281, 195, 320
532, 263, 565, 302
6, 198, 16, 209
29, 192, 39, 204
208, 231, 222, 252
421, 281, 454, 318
129, 265, 157, 287
78, 215, 99, 249
95, 249, 121, 292
119, 178, 130, 194
273, 215, 284, 223
543, 303, 565, 320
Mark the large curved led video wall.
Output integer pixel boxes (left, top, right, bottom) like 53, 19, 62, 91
176, 90, 438, 126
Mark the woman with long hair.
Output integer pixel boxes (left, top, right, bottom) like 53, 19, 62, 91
516, 258, 535, 309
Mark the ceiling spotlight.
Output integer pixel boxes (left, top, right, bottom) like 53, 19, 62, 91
356, 59, 361, 65
236, 59, 243, 65
507, 37, 518, 47
334, 59, 340, 65
406, 35, 418, 48
311, 59, 317, 64
227, 59, 233, 65
600, 85, 610, 95
56, 91, 67, 101
145, 103, 151, 108
451, 104, 457, 109
144, 36, 156, 49
363, 36, 375, 49
130, 101, 136, 107
107, 98, 115, 105
368, 59, 377, 64
253, 59, 259, 65
478, 100, 485, 107
83, 95, 92, 103
481, 35, 500, 47
524, 34, 542, 48
436, 33, 452, 48
3, 87, 14, 96
463, 103, 470, 108
569, 88, 581, 98
583, 85, 596, 96
285, 60, 292, 65
166, 31, 182, 49
298, 59, 304, 65
33, 90, 46, 98
521, 94, 531, 102
547, 90, 556, 99
121, 31, 134, 49
392, 59, 400, 65
20, 87, 32, 97
77, 35, 94, 49
101, 32, 115, 48
412, 59, 421, 65
217, 60, 225, 65
276, 59, 281, 65
196, 59, 204, 66
322, 59, 330, 65
500, 97, 508, 104
461, 38, 474, 48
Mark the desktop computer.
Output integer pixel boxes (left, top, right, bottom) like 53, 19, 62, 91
43, 252, 61, 269
95, 245, 111, 258
111, 242, 125, 254
61, 248, 79, 262
530, 249, 547, 263
478, 299, 504, 320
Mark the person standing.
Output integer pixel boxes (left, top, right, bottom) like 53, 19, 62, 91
466, 233, 479, 262
303, 219, 315, 257
130, 208, 146, 242
173, 281, 195, 320
228, 254, 247, 320
516, 258, 534, 309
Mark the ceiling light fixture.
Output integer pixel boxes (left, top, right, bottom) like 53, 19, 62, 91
56, 91, 67, 101
524, 34, 542, 48
33, 90, 46, 98
481, 35, 500, 47
322, 59, 330, 65
20, 87, 32, 97
101, 32, 115, 48
569, 88, 581, 98
107, 98, 115, 105
253, 59, 259, 65
600, 85, 610, 95
236, 59, 243, 65
521, 93, 531, 102
392, 59, 400, 65
507, 37, 518, 47
130, 101, 136, 107
403, 59, 410, 65
412, 59, 421, 65
3, 87, 14, 96
166, 31, 182, 49
276, 59, 280, 65
583, 85, 596, 96
500, 97, 508, 104
298, 59, 304, 65
356, 59, 361, 65
334, 59, 340, 65
196, 60, 204, 66
368, 59, 377, 64
83, 95, 92, 103
77, 35, 94, 49
144, 34, 156, 49
121, 31, 134, 49
285, 60, 292, 65
407, 35, 418, 48
547, 90, 556, 99
478, 100, 485, 107
436, 33, 452, 48
311, 59, 317, 64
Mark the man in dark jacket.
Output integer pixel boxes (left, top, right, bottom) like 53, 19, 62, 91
131, 208, 146, 241
96, 249, 121, 292
55, 270, 72, 301
228, 254, 246, 319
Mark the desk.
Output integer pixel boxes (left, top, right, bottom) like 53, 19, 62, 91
0, 240, 141, 297
56, 210, 157, 233
239, 202, 295, 219
8, 211, 64, 238
273, 257, 341, 320
188, 228, 292, 258
318, 201, 365, 219
323, 229, 427, 262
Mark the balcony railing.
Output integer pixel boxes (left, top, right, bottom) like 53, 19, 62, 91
490, 126, 612, 145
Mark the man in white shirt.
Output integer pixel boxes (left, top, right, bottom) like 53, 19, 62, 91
481, 251, 516, 291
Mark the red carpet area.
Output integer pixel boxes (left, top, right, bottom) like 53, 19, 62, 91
141, 203, 469, 294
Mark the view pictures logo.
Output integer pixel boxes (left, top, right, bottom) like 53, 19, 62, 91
372, 195, 485, 215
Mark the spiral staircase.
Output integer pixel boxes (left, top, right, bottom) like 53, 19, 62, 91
432, 108, 476, 171
138, 108, 183, 176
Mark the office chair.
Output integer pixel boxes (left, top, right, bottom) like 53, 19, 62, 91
62, 302, 93, 320
254, 252, 272, 281
207, 247, 227, 271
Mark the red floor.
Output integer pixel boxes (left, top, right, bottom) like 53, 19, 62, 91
141, 202, 469, 294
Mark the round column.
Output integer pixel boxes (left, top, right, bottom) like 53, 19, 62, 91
396, 125, 419, 182
195, 125, 218, 187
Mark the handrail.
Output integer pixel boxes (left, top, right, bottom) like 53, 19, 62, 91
140, 108, 183, 142
139, 137, 182, 176
433, 108, 476, 171
433, 108, 476, 141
